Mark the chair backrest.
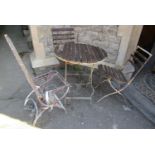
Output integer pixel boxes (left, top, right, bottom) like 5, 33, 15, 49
129, 46, 152, 79
51, 27, 75, 47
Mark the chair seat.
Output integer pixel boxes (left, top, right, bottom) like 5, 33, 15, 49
97, 65, 127, 83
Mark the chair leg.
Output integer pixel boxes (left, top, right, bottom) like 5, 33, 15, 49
33, 108, 47, 126
96, 79, 122, 103
65, 62, 68, 82
90, 67, 95, 96
64, 62, 68, 104
96, 91, 119, 103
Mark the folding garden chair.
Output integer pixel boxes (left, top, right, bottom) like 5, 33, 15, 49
96, 46, 152, 103
5, 34, 70, 126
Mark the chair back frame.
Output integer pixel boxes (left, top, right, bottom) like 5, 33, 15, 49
51, 27, 75, 47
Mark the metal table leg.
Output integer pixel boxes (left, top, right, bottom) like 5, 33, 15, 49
65, 62, 68, 82
89, 66, 95, 104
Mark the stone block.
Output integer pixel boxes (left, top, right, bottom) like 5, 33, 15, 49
90, 25, 104, 32
92, 40, 109, 49
109, 43, 120, 51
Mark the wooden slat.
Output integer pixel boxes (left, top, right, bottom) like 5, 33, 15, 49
96, 47, 107, 59
84, 44, 90, 63
104, 65, 108, 74
84, 44, 91, 63
93, 46, 103, 60
87, 45, 96, 63
93, 46, 106, 61
74, 43, 80, 62
53, 36, 75, 41
87, 45, 97, 62
108, 66, 114, 77
62, 42, 70, 59
100, 65, 127, 82
76, 43, 83, 62
91, 46, 102, 61
52, 33, 74, 36
52, 28, 74, 32
52, 28, 75, 48
90, 45, 98, 61
73, 44, 78, 61
68, 42, 75, 61
80, 44, 87, 62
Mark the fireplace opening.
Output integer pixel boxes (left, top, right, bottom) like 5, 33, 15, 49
133, 25, 155, 104
138, 25, 155, 52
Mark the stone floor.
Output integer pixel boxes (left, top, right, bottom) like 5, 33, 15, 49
0, 25, 154, 129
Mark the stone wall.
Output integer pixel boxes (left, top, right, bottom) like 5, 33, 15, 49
36, 25, 121, 64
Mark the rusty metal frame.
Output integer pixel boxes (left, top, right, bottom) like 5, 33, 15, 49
24, 70, 71, 125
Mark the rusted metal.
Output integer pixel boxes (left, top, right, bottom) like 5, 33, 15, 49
25, 70, 70, 125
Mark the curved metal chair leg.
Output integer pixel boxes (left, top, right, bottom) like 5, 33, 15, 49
96, 91, 119, 103
96, 79, 123, 103
32, 108, 47, 126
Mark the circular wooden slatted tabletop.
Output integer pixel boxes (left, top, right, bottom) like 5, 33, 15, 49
55, 42, 107, 64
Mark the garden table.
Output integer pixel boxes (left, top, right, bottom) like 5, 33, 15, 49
55, 42, 107, 102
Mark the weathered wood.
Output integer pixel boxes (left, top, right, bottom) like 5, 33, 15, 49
53, 36, 75, 41
98, 65, 127, 83
56, 42, 107, 63
88, 45, 96, 62
81, 44, 88, 62
52, 33, 74, 36
74, 43, 80, 61
52, 28, 74, 32
86, 45, 95, 62
92, 46, 102, 61
68, 42, 75, 61
63, 42, 73, 60
4, 34, 44, 107
52, 28, 75, 48
73, 42, 78, 61
84, 44, 92, 63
